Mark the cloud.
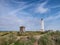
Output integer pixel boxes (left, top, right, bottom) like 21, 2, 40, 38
9, 2, 35, 15
0, 13, 40, 31
49, 5, 60, 9
44, 11, 60, 30
0, 0, 40, 31
0, 3, 40, 31
11, 0, 26, 4
0, 0, 60, 31
45, 21, 60, 30
51, 5, 60, 8
35, 0, 49, 14
45, 11, 60, 21
0, 14, 22, 30
36, 7, 48, 13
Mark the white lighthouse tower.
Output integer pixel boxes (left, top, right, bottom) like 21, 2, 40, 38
40, 18, 44, 31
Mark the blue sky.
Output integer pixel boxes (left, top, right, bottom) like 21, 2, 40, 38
0, 0, 60, 31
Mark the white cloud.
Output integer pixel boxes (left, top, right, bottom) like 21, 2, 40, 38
1, 0, 60, 31
11, 0, 27, 4
0, 14, 22, 30
0, 13, 40, 31
35, 0, 49, 14
9, 2, 35, 15
45, 12, 60, 21
0, 7, 40, 31
45, 18, 60, 30
49, 5, 60, 9
0, 0, 40, 31
44, 12, 60, 30
36, 7, 48, 13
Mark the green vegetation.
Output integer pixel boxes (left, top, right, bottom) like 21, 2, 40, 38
38, 31, 60, 45
0, 31, 60, 45
17, 31, 45, 36
14, 37, 36, 45
0, 33, 17, 45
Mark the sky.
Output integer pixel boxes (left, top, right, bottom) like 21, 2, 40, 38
0, 0, 60, 31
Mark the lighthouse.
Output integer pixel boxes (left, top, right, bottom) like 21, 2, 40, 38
40, 18, 44, 31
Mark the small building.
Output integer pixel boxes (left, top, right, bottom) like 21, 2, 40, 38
20, 26, 25, 33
